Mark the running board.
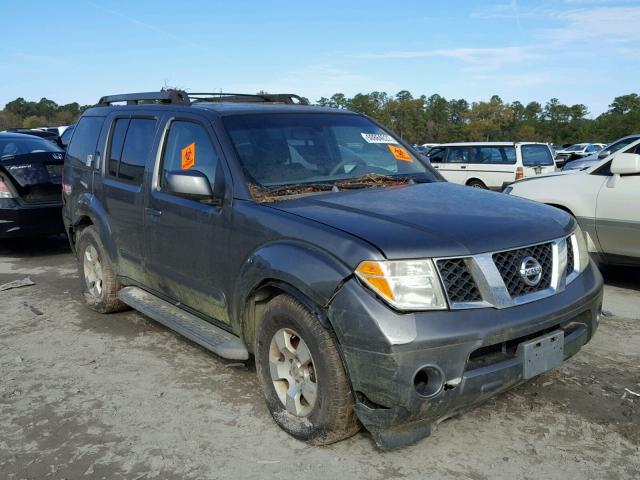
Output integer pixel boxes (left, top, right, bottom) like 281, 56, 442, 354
118, 286, 249, 360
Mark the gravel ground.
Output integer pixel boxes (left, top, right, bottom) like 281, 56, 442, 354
1, 236, 638, 480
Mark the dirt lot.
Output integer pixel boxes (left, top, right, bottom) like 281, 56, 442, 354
1, 236, 638, 480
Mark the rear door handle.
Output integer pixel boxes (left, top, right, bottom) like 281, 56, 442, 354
460, 165, 467, 169
145, 208, 162, 218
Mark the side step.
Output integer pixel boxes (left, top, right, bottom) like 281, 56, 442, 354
118, 286, 249, 360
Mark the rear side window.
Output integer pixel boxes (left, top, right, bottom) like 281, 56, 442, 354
471, 146, 516, 164
66, 117, 105, 165
521, 145, 554, 166
445, 147, 469, 163
160, 121, 218, 190
107, 118, 157, 185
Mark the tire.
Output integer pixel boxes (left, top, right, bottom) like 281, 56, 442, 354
467, 179, 487, 189
255, 294, 360, 445
76, 225, 128, 314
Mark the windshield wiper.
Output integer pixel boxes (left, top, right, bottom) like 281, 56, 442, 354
335, 173, 413, 189
249, 182, 336, 202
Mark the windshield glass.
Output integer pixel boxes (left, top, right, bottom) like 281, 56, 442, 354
521, 144, 555, 166
223, 113, 437, 190
0, 136, 62, 159
564, 144, 586, 152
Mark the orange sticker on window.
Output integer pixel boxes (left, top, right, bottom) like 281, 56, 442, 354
388, 144, 413, 162
181, 142, 195, 170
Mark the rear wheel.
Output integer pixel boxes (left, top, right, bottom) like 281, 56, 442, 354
76, 226, 127, 313
255, 294, 360, 444
467, 179, 487, 189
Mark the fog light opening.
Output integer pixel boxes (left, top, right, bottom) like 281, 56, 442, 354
413, 366, 444, 398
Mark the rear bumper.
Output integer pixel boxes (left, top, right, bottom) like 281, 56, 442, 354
327, 262, 603, 448
0, 199, 64, 238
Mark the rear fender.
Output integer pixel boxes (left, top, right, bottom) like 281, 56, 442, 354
72, 192, 118, 263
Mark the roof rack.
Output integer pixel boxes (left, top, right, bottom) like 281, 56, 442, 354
188, 92, 309, 105
98, 90, 190, 106
97, 90, 309, 106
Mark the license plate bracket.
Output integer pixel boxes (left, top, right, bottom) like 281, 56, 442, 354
517, 330, 564, 379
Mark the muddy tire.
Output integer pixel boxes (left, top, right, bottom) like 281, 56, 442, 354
255, 294, 360, 445
76, 226, 128, 314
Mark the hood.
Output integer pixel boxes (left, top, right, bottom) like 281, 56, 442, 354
564, 158, 598, 170
517, 170, 577, 181
268, 182, 574, 259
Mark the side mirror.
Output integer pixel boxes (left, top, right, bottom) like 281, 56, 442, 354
165, 170, 214, 199
598, 149, 611, 159
610, 153, 640, 175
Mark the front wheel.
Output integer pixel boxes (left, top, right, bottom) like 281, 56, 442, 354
255, 294, 360, 445
467, 179, 488, 189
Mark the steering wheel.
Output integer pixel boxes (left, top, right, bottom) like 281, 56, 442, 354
329, 157, 368, 176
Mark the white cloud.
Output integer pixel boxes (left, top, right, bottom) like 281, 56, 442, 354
546, 6, 640, 44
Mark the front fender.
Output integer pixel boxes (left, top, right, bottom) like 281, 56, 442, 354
232, 240, 353, 330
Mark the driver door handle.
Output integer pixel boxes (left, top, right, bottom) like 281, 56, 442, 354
145, 207, 162, 218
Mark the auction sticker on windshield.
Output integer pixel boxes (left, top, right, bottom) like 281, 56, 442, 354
388, 145, 413, 162
361, 133, 398, 144
181, 143, 195, 170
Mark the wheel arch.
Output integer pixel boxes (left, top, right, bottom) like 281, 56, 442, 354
233, 241, 353, 352
71, 192, 118, 263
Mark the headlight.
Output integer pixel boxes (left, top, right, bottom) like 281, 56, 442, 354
574, 224, 590, 273
355, 259, 447, 310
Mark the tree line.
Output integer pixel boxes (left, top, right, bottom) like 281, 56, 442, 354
317, 91, 640, 145
2, 92, 639, 145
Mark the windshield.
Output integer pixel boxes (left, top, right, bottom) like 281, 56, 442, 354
0, 136, 63, 159
521, 144, 555, 166
223, 113, 437, 193
564, 144, 586, 152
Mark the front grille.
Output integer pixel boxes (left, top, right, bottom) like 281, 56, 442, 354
437, 258, 482, 303
566, 238, 575, 275
492, 243, 553, 297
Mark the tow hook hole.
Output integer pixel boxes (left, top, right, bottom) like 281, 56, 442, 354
413, 366, 444, 398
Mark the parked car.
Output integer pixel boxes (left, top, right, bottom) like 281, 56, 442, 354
427, 142, 557, 190
563, 134, 640, 171
505, 139, 640, 266
62, 90, 602, 448
4, 128, 60, 145
0, 132, 65, 238
554, 143, 605, 168
58, 124, 75, 150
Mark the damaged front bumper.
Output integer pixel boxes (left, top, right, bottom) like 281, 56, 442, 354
327, 262, 603, 448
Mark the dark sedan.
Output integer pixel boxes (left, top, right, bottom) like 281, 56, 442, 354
0, 132, 65, 238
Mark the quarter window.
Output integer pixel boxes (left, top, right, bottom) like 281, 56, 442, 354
160, 121, 218, 191
66, 117, 105, 166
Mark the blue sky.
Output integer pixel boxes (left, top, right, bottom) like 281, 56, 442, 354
1, 0, 638, 116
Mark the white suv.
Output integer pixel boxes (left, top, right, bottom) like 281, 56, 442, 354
427, 142, 557, 190
505, 139, 640, 266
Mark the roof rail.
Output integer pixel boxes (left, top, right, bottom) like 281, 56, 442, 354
97, 89, 190, 106
188, 92, 309, 105
97, 90, 308, 107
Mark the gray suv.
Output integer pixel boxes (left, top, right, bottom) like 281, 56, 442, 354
62, 90, 603, 448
